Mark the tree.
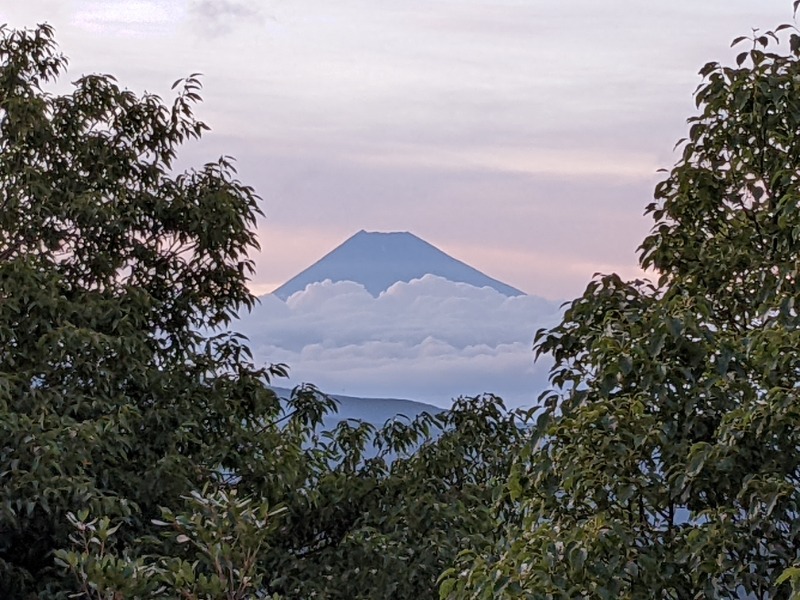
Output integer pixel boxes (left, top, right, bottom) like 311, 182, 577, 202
0, 23, 283, 597
255, 394, 530, 599
443, 9, 800, 600
52, 393, 530, 600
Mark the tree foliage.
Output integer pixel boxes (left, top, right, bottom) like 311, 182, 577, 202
52, 394, 529, 599
256, 394, 529, 599
0, 21, 282, 598
443, 12, 800, 600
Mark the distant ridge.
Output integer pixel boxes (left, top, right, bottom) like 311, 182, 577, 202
271, 386, 442, 426
272, 230, 525, 300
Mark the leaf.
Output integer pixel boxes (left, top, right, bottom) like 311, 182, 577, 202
776, 566, 800, 585
619, 355, 633, 376
686, 443, 711, 477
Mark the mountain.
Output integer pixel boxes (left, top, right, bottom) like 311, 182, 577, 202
272, 230, 525, 300
271, 386, 442, 428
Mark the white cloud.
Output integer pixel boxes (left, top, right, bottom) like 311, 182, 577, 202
235, 275, 563, 408
71, 1, 184, 36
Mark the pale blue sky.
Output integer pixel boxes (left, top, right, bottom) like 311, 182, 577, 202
2, 1, 792, 299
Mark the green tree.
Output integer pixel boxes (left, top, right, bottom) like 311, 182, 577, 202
443, 9, 800, 600
55, 488, 286, 600
0, 23, 285, 597
256, 394, 529, 599
53, 393, 530, 600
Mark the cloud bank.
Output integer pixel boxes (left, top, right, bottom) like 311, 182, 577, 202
235, 275, 563, 408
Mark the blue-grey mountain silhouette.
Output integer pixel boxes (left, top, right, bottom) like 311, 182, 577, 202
272, 230, 525, 300
271, 386, 440, 428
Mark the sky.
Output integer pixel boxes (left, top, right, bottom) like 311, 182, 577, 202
3, 0, 793, 300
3, 1, 795, 406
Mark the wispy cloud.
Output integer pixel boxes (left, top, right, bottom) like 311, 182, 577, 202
188, 0, 264, 36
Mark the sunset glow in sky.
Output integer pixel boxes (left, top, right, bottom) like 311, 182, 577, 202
2, 1, 793, 300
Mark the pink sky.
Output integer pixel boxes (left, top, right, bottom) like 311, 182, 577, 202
3, 0, 792, 300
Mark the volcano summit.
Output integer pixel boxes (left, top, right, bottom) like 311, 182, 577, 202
272, 230, 525, 300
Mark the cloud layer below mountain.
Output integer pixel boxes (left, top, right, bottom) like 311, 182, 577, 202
235, 275, 563, 408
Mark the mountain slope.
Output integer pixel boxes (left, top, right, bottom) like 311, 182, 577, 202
272, 230, 525, 300
270, 386, 442, 427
